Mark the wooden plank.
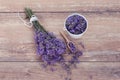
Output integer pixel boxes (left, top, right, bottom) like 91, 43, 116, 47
0, 13, 119, 61
0, 62, 120, 80
0, 0, 120, 12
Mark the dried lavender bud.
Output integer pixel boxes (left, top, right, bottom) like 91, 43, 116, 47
75, 50, 83, 57
69, 55, 78, 64
68, 42, 77, 53
69, 50, 83, 66
65, 14, 87, 34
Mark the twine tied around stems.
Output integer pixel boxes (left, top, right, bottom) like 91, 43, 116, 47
18, 12, 38, 28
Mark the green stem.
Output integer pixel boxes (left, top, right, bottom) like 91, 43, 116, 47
24, 8, 46, 32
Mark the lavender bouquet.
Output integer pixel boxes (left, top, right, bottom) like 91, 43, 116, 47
24, 8, 66, 65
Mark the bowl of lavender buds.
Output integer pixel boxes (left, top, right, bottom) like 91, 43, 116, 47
64, 13, 88, 38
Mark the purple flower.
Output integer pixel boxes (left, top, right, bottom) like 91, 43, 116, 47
46, 49, 55, 55
56, 48, 65, 55
35, 31, 66, 64
37, 44, 45, 55
76, 50, 83, 57
68, 42, 76, 53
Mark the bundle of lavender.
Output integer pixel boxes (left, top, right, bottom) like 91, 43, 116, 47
24, 8, 66, 65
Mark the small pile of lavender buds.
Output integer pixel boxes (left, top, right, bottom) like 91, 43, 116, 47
68, 42, 83, 64
35, 31, 66, 65
65, 14, 87, 34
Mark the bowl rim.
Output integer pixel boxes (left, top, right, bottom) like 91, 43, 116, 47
64, 13, 88, 36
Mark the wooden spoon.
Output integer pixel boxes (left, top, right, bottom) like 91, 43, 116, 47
60, 31, 75, 51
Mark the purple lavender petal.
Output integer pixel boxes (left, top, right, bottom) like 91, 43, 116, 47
56, 48, 65, 55
37, 42, 45, 55
46, 49, 56, 56
68, 42, 76, 53
75, 50, 83, 57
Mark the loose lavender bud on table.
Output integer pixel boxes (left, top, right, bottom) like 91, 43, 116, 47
65, 14, 87, 34
76, 50, 83, 57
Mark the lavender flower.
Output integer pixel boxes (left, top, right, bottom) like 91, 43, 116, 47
35, 31, 66, 64
75, 50, 83, 57
65, 14, 87, 34
68, 42, 77, 53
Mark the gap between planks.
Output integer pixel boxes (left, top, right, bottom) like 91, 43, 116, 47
0, 10, 120, 14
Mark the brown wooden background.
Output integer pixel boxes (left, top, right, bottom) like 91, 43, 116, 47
0, 0, 120, 80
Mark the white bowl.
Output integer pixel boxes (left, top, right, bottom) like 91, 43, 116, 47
64, 13, 88, 39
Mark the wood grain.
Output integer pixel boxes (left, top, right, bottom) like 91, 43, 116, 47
0, 0, 120, 80
0, 0, 120, 12
0, 13, 119, 61
0, 62, 120, 80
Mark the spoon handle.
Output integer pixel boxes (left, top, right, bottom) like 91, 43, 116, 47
60, 31, 69, 43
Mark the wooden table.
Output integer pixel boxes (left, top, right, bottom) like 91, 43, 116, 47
0, 0, 120, 80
